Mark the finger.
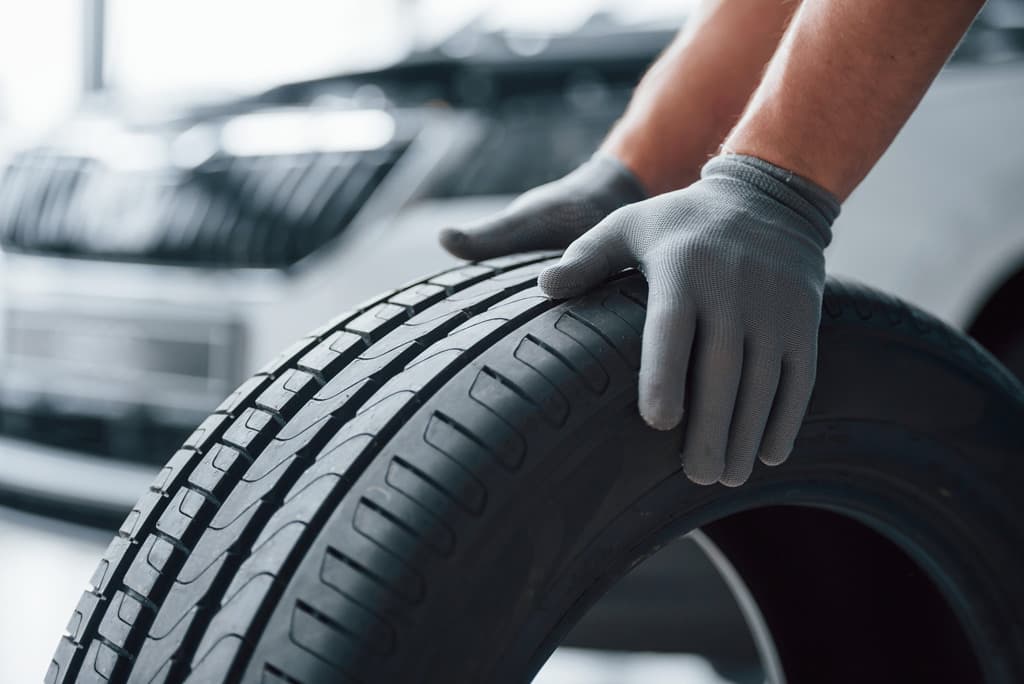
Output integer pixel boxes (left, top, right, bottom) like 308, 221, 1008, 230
719, 346, 782, 487
637, 284, 696, 431
439, 208, 566, 261
758, 349, 818, 466
537, 217, 633, 299
681, 324, 744, 485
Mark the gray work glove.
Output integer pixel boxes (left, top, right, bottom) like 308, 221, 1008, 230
439, 153, 647, 260
538, 155, 839, 486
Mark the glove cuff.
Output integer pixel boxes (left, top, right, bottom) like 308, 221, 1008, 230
701, 154, 840, 247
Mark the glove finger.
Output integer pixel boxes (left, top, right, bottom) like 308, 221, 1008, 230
439, 208, 570, 261
758, 349, 818, 466
681, 322, 744, 485
637, 284, 696, 431
719, 346, 782, 487
537, 219, 633, 299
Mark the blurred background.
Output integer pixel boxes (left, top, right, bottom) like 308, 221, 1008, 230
0, 0, 1022, 681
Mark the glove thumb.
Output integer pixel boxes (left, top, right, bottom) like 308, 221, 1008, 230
538, 219, 633, 299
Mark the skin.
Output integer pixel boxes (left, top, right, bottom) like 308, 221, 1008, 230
603, 0, 800, 195
607, 0, 985, 199
725, 0, 986, 200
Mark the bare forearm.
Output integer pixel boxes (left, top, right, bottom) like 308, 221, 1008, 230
603, 0, 798, 195
725, 0, 984, 200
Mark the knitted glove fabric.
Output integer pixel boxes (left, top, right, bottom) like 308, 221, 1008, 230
439, 153, 647, 261
538, 154, 840, 486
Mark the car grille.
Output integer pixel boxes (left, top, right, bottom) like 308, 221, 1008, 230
0, 133, 406, 268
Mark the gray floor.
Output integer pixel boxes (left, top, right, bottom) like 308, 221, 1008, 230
0, 504, 729, 683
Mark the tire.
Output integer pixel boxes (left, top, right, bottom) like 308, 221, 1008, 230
48, 254, 1024, 684
996, 331, 1024, 382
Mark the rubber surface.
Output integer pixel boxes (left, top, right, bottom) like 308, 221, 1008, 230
48, 254, 1024, 683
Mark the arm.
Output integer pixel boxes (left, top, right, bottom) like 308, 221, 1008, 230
725, 0, 984, 200
439, 0, 796, 260
604, 0, 799, 195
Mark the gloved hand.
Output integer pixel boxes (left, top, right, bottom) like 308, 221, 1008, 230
538, 155, 839, 486
439, 153, 647, 260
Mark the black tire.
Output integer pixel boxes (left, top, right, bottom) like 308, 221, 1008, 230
49, 255, 1024, 684
996, 331, 1024, 382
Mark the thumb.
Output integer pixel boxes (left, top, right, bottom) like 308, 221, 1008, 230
538, 218, 634, 299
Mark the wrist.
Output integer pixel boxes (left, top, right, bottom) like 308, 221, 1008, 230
601, 114, 719, 196
723, 124, 855, 202
701, 153, 840, 248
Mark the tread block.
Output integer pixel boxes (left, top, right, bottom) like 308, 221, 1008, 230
534, 324, 609, 394
564, 302, 642, 370
353, 497, 425, 562
319, 541, 416, 614
90, 538, 131, 594
151, 448, 201, 496
176, 496, 258, 577
223, 521, 306, 607
187, 444, 248, 496
214, 458, 307, 530
155, 487, 212, 541
260, 663, 303, 683
46, 639, 77, 684
514, 333, 589, 406
490, 354, 570, 427
386, 452, 485, 517
602, 286, 648, 329
186, 633, 246, 683
361, 485, 455, 556
288, 601, 365, 669
85, 638, 120, 680
67, 591, 103, 642
386, 283, 446, 311
478, 252, 554, 269
256, 368, 323, 418
424, 407, 524, 472
122, 536, 181, 598
183, 414, 232, 451
120, 491, 163, 540
97, 591, 138, 650
147, 552, 222, 638
345, 302, 410, 340
222, 408, 278, 455
216, 374, 272, 417
271, 394, 356, 451
295, 331, 363, 379
191, 575, 274, 670
428, 264, 493, 290
468, 367, 552, 444
283, 435, 372, 507
300, 588, 395, 657
134, 600, 203, 682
